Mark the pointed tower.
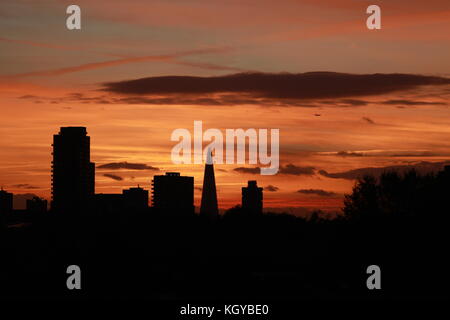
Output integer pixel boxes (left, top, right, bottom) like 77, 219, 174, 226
200, 149, 219, 217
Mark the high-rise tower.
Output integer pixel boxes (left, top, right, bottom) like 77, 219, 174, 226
200, 150, 219, 217
51, 127, 95, 212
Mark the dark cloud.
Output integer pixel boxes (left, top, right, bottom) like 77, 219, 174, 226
233, 164, 315, 176
233, 167, 261, 174
324, 150, 447, 158
102, 72, 450, 103
336, 151, 364, 157
195, 187, 203, 192
279, 164, 315, 176
264, 185, 279, 192
362, 117, 375, 124
383, 99, 447, 106
97, 162, 159, 171
103, 173, 124, 181
19, 73, 450, 107
297, 189, 337, 197
339, 99, 369, 106
319, 161, 450, 180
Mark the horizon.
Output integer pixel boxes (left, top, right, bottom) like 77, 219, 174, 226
1, 0, 450, 215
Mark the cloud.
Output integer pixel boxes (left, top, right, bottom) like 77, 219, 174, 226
6, 47, 236, 79
0, 37, 81, 51
339, 99, 369, 106
321, 99, 369, 106
383, 99, 447, 106
233, 167, 261, 174
388, 151, 441, 157
279, 164, 315, 176
336, 151, 364, 157
103, 173, 124, 181
321, 150, 449, 157
362, 116, 375, 124
233, 164, 315, 176
102, 72, 450, 104
195, 186, 203, 192
97, 162, 160, 171
297, 189, 337, 197
18, 94, 38, 99
319, 161, 450, 180
11, 184, 40, 189
25, 72, 449, 107
264, 185, 279, 192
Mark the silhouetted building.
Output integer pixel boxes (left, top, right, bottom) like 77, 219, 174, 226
51, 127, 95, 212
242, 180, 263, 214
0, 188, 13, 214
200, 151, 219, 217
152, 172, 194, 214
123, 186, 149, 212
94, 194, 124, 214
93, 186, 149, 214
26, 196, 47, 214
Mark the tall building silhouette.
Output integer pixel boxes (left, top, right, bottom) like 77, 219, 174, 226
200, 150, 219, 217
51, 127, 95, 212
152, 172, 194, 214
0, 188, 13, 214
242, 180, 263, 214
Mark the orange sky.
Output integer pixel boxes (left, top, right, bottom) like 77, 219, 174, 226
1, 0, 449, 215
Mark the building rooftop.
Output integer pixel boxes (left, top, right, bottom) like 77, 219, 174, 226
59, 127, 87, 135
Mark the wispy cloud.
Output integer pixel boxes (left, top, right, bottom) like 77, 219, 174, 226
5, 47, 236, 78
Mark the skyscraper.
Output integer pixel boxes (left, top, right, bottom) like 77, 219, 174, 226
152, 172, 194, 214
242, 180, 263, 214
51, 127, 95, 213
200, 150, 219, 217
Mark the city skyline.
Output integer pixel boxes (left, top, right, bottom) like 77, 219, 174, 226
1, 1, 449, 215
2, 126, 268, 214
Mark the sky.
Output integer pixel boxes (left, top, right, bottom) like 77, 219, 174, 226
1, 0, 449, 215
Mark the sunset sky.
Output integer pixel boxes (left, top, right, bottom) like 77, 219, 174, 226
1, 0, 449, 215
